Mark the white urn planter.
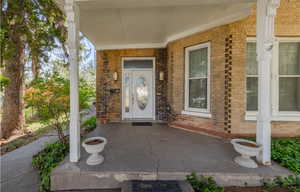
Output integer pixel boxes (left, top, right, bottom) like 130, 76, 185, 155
82, 137, 107, 166
231, 138, 262, 168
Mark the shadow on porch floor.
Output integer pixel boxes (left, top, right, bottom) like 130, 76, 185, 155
51, 123, 292, 191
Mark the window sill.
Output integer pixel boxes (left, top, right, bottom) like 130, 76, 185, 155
245, 112, 300, 122
181, 111, 212, 118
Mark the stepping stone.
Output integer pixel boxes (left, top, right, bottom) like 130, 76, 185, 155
121, 180, 194, 192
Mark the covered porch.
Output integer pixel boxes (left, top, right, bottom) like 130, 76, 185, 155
54, 0, 285, 190
52, 123, 291, 190
61, 0, 282, 166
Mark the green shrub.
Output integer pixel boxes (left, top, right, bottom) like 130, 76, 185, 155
32, 140, 69, 192
271, 138, 300, 174
264, 175, 300, 192
82, 116, 96, 132
24, 74, 95, 144
186, 172, 224, 192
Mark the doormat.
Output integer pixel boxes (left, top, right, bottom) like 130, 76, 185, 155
130, 180, 181, 192
131, 122, 152, 126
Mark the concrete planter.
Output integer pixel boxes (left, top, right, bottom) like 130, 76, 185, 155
82, 137, 107, 165
231, 139, 262, 168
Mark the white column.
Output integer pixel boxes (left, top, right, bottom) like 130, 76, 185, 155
65, 0, 80, 162
256, 0, 280, 165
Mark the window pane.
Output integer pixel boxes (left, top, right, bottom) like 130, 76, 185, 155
136, 76, 149, 110
246, 77, 258, 111
189, 48, 208, 78
124, 60, 153, 69
279, 42, 300, 75
189, 79, 207, 109
246, 42, 257, 75
124, 72, 130, 112
279, 77, 300, 111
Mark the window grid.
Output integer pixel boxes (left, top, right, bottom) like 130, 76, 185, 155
246, 38, 300, 121
184, 42, 211, 114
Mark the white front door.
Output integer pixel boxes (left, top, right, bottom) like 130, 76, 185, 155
123, 69, 154, 120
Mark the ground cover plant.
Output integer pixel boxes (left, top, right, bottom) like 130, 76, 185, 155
82, 116, 97, 133
186, 172, 224, 192
187, 173, 300, 192
271, 138, 300, 174
32, 140, 69, 192
262, 175, 300, 192
32, 116, 96, 192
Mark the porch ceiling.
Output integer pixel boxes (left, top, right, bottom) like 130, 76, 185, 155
59, 0, 255, 49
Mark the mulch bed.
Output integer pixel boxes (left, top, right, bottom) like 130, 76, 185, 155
0, 132, 37, 155
54, 186, 297, 192
224, 186, 293, 192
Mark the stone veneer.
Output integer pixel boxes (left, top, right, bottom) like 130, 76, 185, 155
96, 0, 300, 137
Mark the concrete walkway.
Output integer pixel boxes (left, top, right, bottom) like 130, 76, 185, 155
0, 105, 96, 192
52, 123, 292, 191
0, 134, 58, 192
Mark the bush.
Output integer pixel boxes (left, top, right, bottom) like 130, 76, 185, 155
186, 172, 224, 192
24, 74, 95, 144
32, 140, 69, 192
82, 116, 96, 132
271, 138, 300, 174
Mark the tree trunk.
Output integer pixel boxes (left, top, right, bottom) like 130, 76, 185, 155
0, 35, 25, 139
31, 55, 39, 80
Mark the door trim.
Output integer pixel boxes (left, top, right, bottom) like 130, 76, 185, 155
121, 57, 156, 120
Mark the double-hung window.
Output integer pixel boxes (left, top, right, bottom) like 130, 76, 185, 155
246, 42, 258, 111
183, 42, 211, 118
277, 42, 300, 112
246, 38, 300, 121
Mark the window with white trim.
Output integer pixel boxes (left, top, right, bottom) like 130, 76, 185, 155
246, 42, 258, 111
246, 38, 300, 121
278, 42, 300, 111
184, 42, 210, 115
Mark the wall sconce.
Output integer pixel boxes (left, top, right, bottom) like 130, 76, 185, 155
159, 71, 164, 81
113, 71, 118, 81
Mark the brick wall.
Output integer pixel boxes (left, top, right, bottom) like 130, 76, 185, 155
229, 0, 300, 137
167, 0, 300, 137
96, 0, 300, 137
96, 48, 168, 122
167, 25, 229, 134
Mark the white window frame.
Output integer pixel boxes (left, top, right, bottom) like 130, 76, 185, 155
182, 42, 211, 118
245, 41, 259, 112
245, 37, 300, 121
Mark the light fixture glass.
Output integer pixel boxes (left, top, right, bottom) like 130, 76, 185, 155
159, 71, 164, 81
113, 72, 118, 81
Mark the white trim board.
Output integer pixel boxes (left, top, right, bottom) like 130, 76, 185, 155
97, 43, 167, 51
184, 42, 211, 117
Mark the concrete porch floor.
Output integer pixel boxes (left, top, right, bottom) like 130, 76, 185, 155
51, 123, 292, 191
